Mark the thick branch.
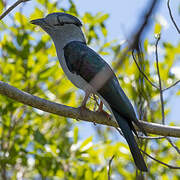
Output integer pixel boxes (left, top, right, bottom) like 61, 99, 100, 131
0, 81, 180, 137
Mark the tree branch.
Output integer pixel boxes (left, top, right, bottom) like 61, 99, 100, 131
0, 0, 30, 20
166, 137, 180, 155
155, 36, 180, 156
140, 149, 180, 169
155, 35, 165, 124
108, 155, 115, 180
167, 0, 180, 34
0, 81, 180, 137
138, 135, 165, 140
132, 50, 159, 89
163, 80, 180, 91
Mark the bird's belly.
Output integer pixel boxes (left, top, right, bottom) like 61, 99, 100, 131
66, 71, 90, 90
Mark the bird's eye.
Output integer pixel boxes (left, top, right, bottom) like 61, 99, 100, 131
54, 22, 64, 26
55, 16, 65, 26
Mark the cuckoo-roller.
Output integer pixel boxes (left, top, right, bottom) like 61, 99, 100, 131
31, 12, 148, 172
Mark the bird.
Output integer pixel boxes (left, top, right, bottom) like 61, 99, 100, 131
31, 12, 148, 172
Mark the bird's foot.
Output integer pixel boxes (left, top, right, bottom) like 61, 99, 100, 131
96, 101, 111, 119
97, 109, 111, 119
78, 104, 90, 117
79, 104, 89, 110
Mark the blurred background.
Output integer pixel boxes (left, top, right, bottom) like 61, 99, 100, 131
0, 0, 180, 179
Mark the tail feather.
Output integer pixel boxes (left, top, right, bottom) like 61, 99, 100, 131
113, 109, 148, 172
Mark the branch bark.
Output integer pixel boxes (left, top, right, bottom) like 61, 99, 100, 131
155, 36, 165, 124
167, 0, 180, 34
108, 155, 115, 180
0, 81, 180, 138
0, 0, 30, 20
140, 149, 180, 169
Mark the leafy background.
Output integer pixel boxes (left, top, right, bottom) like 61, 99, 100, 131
0, 0, 180, 179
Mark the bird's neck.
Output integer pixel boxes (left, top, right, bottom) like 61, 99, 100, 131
50, 24, 86, 53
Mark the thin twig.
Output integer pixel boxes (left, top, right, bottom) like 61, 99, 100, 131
155, 35, 180, 160
155, 35, 165, 124
138, 135, 165, 140
166, 137, 180, 155
116, 127, 165, 140
163, 80, 180, 91
108, 155, 115, 180
132, 50, 159, 89
0, 0, 30, 20
167, 0, 180, 34
141, 149, 180, 169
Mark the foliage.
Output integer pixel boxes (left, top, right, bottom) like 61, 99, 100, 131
0, 0, 180, 179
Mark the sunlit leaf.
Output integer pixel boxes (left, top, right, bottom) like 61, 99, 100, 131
80, 136, 93, 151
74, 126, 79, 143
154, 23, 162, 34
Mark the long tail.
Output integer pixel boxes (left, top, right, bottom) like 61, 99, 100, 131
112, 109, 148, 172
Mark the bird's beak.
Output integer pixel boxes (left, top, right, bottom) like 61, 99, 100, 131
30, 18, 44, 25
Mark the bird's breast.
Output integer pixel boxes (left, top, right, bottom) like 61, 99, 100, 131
58, 52, 91, 91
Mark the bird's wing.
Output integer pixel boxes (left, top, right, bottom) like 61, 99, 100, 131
64, 41, 145, 134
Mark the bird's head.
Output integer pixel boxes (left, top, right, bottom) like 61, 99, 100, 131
30, 12, 86, 46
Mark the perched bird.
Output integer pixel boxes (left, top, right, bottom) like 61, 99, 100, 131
31, 12, 148, 171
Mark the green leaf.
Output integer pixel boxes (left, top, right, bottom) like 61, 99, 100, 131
101, 26, 107, 37
34, 129, 47, 145
80, 136, 93, 151
73, 126, 78, 143
14, 12, 27, 25
144, 39, 148, 52
176, 90, 180, 96
0, 1, 3, 14
154, 23, 162, 34
85, 169, 93, 180
99, 51, 109, 55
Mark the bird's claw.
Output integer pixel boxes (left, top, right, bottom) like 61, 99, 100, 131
78, 105, 90, 117
96, 101, 111, 119
97, 109, 111, 120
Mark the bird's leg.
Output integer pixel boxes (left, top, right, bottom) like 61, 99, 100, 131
97, 101, 111, 119
92, 94, 99, 111
78, 91, 91, 120
91, 95, 111, 119
80, 91, 90, 109
97, 101, 103, 112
